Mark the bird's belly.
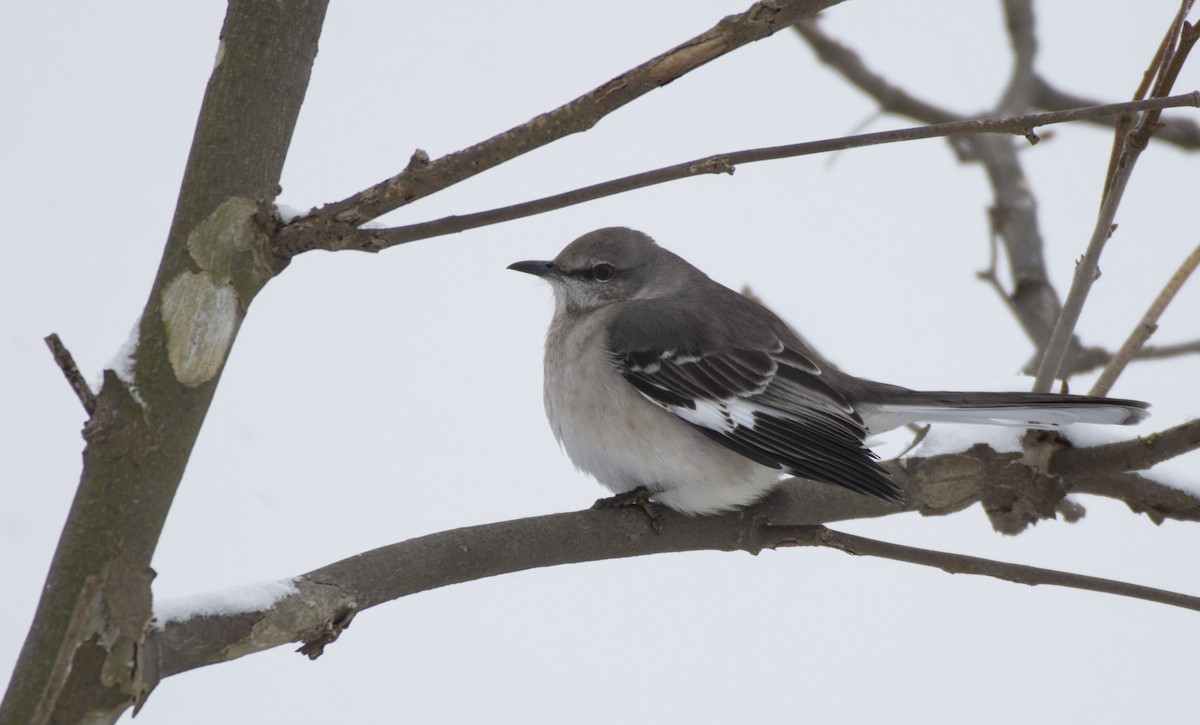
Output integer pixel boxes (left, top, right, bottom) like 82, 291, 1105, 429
542, 323, 779, 514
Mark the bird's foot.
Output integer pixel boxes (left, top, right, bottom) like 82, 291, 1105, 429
592, 486, 664, 532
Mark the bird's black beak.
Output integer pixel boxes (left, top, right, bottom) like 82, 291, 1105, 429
507, 260, 556, 278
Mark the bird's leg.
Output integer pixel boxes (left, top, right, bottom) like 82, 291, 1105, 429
592, 485, 664, 532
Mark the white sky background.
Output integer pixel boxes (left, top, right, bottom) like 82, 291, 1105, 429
3, 1, 1200, 723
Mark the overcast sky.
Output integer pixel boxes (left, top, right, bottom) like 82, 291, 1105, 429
3, 2, 1199, 723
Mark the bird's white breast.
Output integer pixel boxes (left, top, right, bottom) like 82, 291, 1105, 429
541, 307, 780, 514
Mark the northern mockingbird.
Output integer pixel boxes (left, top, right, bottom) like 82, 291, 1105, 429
509, 227, 1149, 518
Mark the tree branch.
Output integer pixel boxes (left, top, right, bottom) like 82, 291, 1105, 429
763, 525, 1200, 611
1135, 338, 1200, 360
1053, 418, 1200, 477
146, 465, 1197, 686
794, 15, 1089, 375
1031, 74, 1200, 149
996, 0, 1040, 112
332, 95, 1199, 252
793, 19, 958, 123
0, 2, 330, 722
272, 0, 847, 257
43, 333, 97, 416
1072, 471, 1200, 525
1033, 4, 1200, 390
141, 431, 1200, 683
1090, 241, 1200, 396
1061, 338, 1200, 374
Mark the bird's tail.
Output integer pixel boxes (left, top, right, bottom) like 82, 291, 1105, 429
858, 391, 1149, 432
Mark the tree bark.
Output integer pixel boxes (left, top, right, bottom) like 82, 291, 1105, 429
1, 3, 329, 723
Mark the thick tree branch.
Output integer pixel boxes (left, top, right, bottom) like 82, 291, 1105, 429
996, 0, 1039, 112
984, 0, 1068, 372
1, 3, 329, 723
144, 436, 1200, 684
272, 0, 847, 257
336, 95, 1199, 252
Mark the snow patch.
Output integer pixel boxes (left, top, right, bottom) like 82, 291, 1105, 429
275, 202, 310, 223
913, 423, 1026, 456
154, 578, 297, 627
104, 315, 141, 387
1141, 457, 1200, 497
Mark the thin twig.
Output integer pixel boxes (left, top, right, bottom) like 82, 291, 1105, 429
1100, 1, 1185, 201
1031, 75, 1200, 149
1031, 158, 1135, 390
896, 424, 931, 459
1091, 242, 1200, 396
765, 525, 1200, 613
1058, 338, 1200, 374
44, 333, 97, 416
1137, 338, 1200, 360
340, 94, 1200, 252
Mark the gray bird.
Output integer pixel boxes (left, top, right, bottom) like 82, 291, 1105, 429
508, 227, 1149, 517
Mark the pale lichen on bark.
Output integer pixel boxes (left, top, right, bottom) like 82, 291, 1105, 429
161, 197, 275, 387
160, 273, 239, 388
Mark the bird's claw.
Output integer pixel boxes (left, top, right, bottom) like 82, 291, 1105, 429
592, 486, 664, 532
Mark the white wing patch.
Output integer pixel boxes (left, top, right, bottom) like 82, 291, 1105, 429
644, 394, 768, 435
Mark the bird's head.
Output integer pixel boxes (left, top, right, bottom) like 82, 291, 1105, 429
508, 227, 696, 313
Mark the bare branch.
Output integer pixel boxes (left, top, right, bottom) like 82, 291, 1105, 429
1054, 418, 1200, 476
984, 0, 1067, 372
1055, 338, 1200, 375
1, 3, 329, 722
43, 333, 96, 416
1073, 471, 1200, 525
146, 444, 1200, 684
1091, 241, 1200, 396
1031, 74, 1200, 149
1034, 5, 1200, 390
1030, 161, 1133, 389
794, 19, 958, 123
996, 0, 1039, 111
340, 94, 1200, 251
764, 525, 1200, 611
273, 0, 847, 257
795, 17, 1114, 376
1136, 338, 1200, 360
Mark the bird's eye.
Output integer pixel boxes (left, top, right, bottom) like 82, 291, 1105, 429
591, 263, 616, 282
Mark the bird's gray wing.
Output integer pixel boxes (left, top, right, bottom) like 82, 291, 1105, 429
608, 301, 901, 501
